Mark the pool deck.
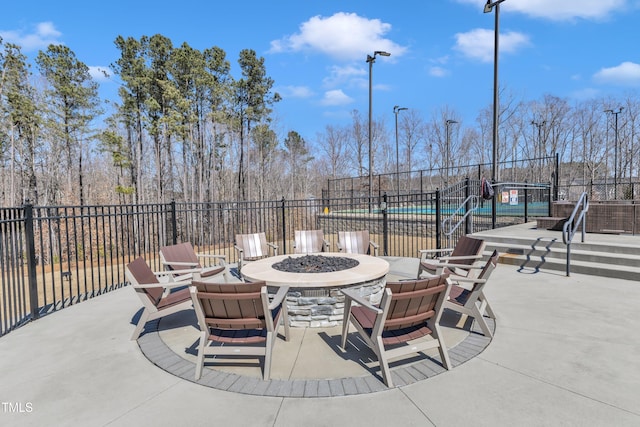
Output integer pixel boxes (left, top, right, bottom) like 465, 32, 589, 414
1, 232, 640, 426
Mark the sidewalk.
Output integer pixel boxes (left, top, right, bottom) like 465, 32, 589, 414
1, 257, 639, 426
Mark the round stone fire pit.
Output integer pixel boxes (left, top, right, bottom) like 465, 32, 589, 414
272, 254, 359, 273
240, 253, 389, 328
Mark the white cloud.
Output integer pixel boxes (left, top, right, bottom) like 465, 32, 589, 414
322, 64, 365, 88
0, 21, 62, 52
455, 0, 626, 21
320, 89, 354, 106
429, 66, 449, 77
571, 87, 601, 100
278, 85, 315, 98
89, 66, 110, 82
594, 62, 640, 86
269, 12, 408, 61
454, 28, 530, 62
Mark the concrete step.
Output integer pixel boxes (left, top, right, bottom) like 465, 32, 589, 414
473, 227, 640, 281
483, 240, 640, 267
495, 251, 639, 280
478, 234, 640, 257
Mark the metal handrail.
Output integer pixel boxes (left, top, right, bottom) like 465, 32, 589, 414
562, 191, 589, 276
497, 182, 550, 190
442, 195, 480, 246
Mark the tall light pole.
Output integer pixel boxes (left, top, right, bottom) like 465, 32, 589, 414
445, 119, 458, 186
531, 120, 545, 181
605, 107, 623, 199
367, 50, 391, 211
484, 0, 506, 228
394, 105, 408, 195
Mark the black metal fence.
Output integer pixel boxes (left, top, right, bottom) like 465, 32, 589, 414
557, 180, 639, 201
325, 155, 558, 199
0, 180, 550, 336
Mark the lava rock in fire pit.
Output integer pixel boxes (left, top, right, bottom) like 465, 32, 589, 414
272, 255, 359, 273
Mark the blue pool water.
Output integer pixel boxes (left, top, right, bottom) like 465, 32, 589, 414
386, 202, 549, 216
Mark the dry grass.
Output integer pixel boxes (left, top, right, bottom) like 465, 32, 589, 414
1, 234, 438, 332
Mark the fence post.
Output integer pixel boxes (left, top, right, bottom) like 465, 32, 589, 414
170, 200, 177, 245
491, 181, 497, 229
524, 181, 529, 223
464, 177, 471, 234
382, 193, 388, 256
549, 153, 560, 201
435, 189, 442, 250
281, 197, 287, 255
23, 203, 39, 321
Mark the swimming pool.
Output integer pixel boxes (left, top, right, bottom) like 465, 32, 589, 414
338, 202, 550, 216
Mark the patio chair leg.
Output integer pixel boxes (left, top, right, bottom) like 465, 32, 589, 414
433, 323, 452, 370
195, 332, 207, 380
472, 306, 494, 338
281, 310, 290, 342
340, 298, 353, 350
264, 331, 274, 380
131, 311, 149, 341
480, 292, 496, 319
375, 337, 393, 388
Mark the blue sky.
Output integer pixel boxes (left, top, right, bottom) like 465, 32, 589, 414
2, 0, 640, 143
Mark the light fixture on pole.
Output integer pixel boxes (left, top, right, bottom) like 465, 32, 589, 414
394, 105, 408, 195
445, 119, 458, 186
605, 107, 623, 199
484, 0, 507, 228
367, 50, 391, 211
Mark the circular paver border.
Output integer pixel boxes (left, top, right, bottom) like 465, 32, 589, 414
136, 317, 494, 397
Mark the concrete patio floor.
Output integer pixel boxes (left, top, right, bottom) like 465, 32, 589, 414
1, 251, 640, 426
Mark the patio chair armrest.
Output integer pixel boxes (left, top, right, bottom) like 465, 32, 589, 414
336, 242, 344, 251
427, 262, 485, 270
155, 268, 200, 276
267, 242, 279, 256
132, 281, 190, 290
369, 241, 379, 256
197, 253, 226, 266
268, 285, 290, 310
418, 248, 453, 260
341, 288, 383, 314
161, 260, 199, 268
234, 245, 244, 256
452, 277, 487, 285
323, 240, 331, 251
438, 254, 483, 262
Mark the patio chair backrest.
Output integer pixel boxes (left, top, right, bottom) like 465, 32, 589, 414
478, 249, 499, 279
464, 249, 499, 298
125, 257, 163, 305
160, 242, 201, 270
192, 281, 267, 330
294, 230, 326, 254
235, 233, 270, 260
451, 236, 486, 266
338, 230, 371, 254
383, 274, 449, 332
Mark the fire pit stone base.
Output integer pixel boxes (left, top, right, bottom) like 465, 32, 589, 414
283, 277, 386, 328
